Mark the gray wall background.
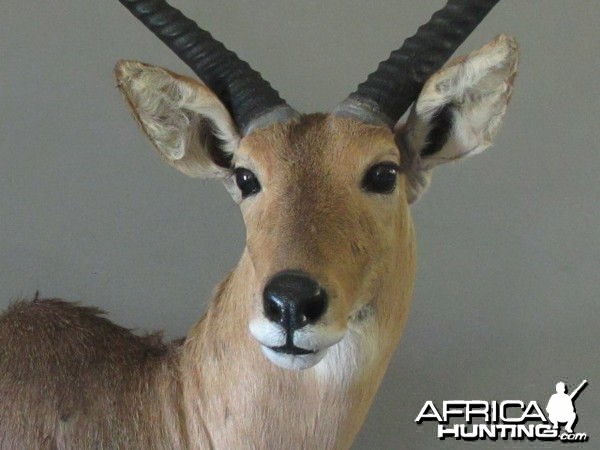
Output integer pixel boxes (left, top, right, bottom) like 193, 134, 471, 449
1, 1, 598, 448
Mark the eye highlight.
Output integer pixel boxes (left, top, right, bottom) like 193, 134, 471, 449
234, 168, 261, 198
362, 162, 399, 194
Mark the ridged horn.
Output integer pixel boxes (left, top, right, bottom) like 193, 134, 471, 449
334, 0, 500, 127
118, 0, 299, 134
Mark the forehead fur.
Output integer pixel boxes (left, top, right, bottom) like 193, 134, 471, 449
238, 114, 397, 170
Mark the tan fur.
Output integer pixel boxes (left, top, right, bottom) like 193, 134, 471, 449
0, 36, 518, 449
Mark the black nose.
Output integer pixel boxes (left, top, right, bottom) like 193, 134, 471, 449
263, 270, 328, 332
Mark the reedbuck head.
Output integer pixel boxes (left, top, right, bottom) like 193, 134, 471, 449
116, 0, 518, 370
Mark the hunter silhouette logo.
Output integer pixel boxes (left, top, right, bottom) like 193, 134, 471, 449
546, 380, 587, 434
415, 379, 589, 442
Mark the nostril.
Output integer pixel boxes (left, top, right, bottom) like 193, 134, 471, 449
262, 270, 328, 330
301, 290, 327, 325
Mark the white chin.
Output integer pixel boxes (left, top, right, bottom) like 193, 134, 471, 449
261, 345, 328, 370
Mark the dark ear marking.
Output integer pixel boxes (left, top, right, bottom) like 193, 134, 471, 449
197, 118, 233, 169
420, 104, 454, 157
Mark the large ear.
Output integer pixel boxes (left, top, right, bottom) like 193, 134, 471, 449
397, 34, 519, 203
115, 60, 240, 178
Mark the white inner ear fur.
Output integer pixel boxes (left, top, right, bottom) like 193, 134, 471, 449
400, 34, 520, 202
115, 60, 240, 178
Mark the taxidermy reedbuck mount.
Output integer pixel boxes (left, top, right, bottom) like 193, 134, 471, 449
0, 0, 519, 448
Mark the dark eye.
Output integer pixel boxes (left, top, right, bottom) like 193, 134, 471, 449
362, 162, 399, 194
234, 168, 261, 198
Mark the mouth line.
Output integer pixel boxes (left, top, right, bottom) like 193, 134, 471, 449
268, 344, 317, 356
